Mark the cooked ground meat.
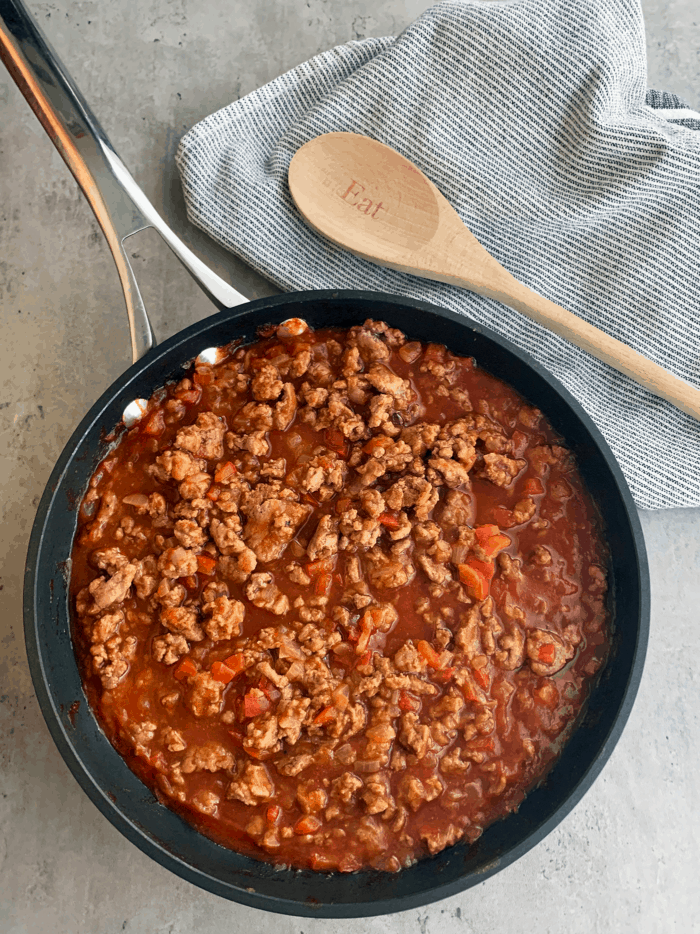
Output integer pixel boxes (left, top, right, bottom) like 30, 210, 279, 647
71, 318, 610, 875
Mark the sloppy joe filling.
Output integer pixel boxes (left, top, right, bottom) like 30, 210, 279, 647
71, 317, 609, 872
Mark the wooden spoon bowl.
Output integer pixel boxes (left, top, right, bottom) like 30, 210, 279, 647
289, 132, 700, 421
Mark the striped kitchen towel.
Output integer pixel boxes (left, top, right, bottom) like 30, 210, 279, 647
176, 0, 700, 510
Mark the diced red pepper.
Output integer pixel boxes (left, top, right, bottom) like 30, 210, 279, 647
538, 643, 556, 664
223, 653, 247, 677
363, 435, 390, 455
474, 525, 511, 558
474, 524, 500, 545
458, 563, 490, 601
214, 461, 238, 483
256, 676, 280, 704
363, 606, 386, 628
206, 484, 221, 502
398, 691, 421, 712
356, 650, 372, 669
523, 477, 544, 496
473, 666, 490, 690
345, 622, 360, 644
481, 534, 511, 558
294, 815, 322, 835
460, 672, 481, 703
211, 660, 236, 684
355, 615, 376, 655
378, 512, 400, 530
469, 736, 495, 753
435, 666, 456, 683
314, 573, 333, 597
179, 574, 199, 592
466, 557, 495, 581
197, 554, 217, 576
266, 805, 281, 824
243, 690, 270, 719
251, 746, 272, 764
313, 705, 336, 726
173, 658, 198, 681
416, 640, 443, 668
306, 557, 336, 578
143, 409, 165, 437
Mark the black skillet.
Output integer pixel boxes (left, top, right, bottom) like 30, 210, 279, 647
2, 0, 649, 918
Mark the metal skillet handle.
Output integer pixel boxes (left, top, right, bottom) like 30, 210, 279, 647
0, 0, 248, 363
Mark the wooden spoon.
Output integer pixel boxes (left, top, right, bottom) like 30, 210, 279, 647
289, 132, 700, 421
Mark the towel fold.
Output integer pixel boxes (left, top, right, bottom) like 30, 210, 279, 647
176, 0, 700, 509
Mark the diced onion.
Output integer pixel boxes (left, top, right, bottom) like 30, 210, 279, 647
123, 493, 149, 507
354, 759, 383, 773
334, 744, 355, 765
279, 638, 305, 662
284, 661, 305, 682
451, 543, 470, 565
286, 433, 304, 455
331, 684, 350, 710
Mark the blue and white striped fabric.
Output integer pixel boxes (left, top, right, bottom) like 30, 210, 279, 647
176, 0, 700, 510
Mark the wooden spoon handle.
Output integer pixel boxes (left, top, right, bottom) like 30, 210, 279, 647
448, 264, 700, 421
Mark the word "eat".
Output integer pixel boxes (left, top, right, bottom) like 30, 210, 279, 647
340, 180, 387, 218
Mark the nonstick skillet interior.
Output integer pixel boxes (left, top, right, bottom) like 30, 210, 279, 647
24, 290, 649, 917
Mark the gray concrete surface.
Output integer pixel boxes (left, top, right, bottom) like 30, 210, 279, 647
1, 1, 699, 931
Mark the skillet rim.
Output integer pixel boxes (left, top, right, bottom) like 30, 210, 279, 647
23, 289, 649, 917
